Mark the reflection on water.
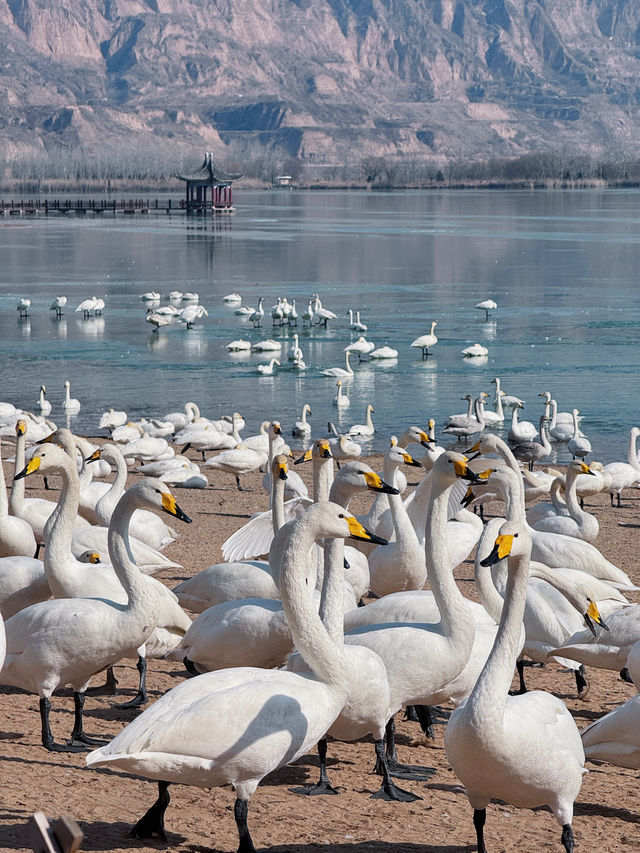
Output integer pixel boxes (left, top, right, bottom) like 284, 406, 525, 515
0, 188, 638, 461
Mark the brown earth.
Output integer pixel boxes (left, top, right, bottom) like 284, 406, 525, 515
1, 452, 640, 853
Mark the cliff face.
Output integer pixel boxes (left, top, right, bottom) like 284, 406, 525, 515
2, 0, 640, 169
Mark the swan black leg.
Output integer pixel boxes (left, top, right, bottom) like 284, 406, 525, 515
86, 666, 119, 696
473, 808, 488, 853
39, 697, 85, 753
371, 738, 421, 802
291, 738, 339, 795
235, 475, 244, 491
184, 657, 200, 676
510, 658, 528, 695
575, 664, 589, 698
413, 704, 436, 740
377, 716, 435, 780
113, 655, 148, 708
620, 666, 634, 683
561, 823, 575, 853
234, 798, 256, 853
131, 781, 171, 841
67, 691, 108, 747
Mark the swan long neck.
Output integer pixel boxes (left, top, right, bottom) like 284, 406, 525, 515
550, 477, 567, 512
386, 461, 413, 542
628, 429, 640, 471
313, 457, 334, 503
97, 447, 128, 522
571, 409, 580, 438
538, 415, 551, 452
474, 397, 485, 428
318, 538, 345, 645
0, 439, 7, 518
549, 399, 558, 429
9, 430, 26, 513
468, 548, 529, 726
274, 517, 347, 691
108, 491, 157, 612
494, 438, 526, 512
494, 390, 504, 419
424, 474, 472, 640
474, 541, 505, 624
43, 456, 81, 590
563, 465, 587, 526
405, 470, 433, 538
271, 472, 286, 534
366, 407, 374, 430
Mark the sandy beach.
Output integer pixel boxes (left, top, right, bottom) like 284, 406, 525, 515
1, 451, 640, 853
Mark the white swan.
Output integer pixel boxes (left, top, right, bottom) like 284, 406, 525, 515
203, 443, 263, 490
333, 380, 350, 408
62, 380, 80, 412
257, 357, 280, 375
90, 445, 178, 551
292, 403, 312, 437
345, 336, 375, 359
0, 435, 36, 558
512, 414, 552, 470
445, 521, 587, 853
346, 403, 375, 437
531, 461, 599, 542
603, 426, 640, 506
287, 333, 303, 361
467, 433, 637, 590
410, 320, 438, 357
0, 554, 49, 619
140, 291, 161, 301
222, 292, 242, 303
226, 339, 251, 351
347, 308, 368, 332
461, 342, 488, 358
251, 338, 281, 352
568, 409, 591, 459
370, 346, 398, 359
99, 407, 127, 432
249, 296, 265, 327
327, 425, 362, 463
507, 403, 537, 442
36, 386, 51, 416
146, 311, 172, 332
0, 477, 190, 751
86, 503, 374, 847
49, 296, 67, 317
163, 401, 200, 431
322, 350, 354, 378
75, 296, 97, 317
475, 298, 497, 320
549, 603, 640, 676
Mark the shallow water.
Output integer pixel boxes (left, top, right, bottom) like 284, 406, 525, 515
0, 188, 639, 463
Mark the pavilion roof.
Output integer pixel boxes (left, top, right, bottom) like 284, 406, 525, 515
176, 152, 243, 185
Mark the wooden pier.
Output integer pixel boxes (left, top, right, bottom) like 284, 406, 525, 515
0, 198, 235, 216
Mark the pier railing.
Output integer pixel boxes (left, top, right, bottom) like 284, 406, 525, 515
0, 198, 234, 215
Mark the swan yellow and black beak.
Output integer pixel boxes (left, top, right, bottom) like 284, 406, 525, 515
417, 430, 434, 448
460, 487, 475, 509
14, 455, 42, 480
584, 599, 609, 636
463, 440, 483, 462
83, 551, 102, 564
452, 458, 487, 484
363, 471, 400, 494
15, 419, 26, 437
272, 422, 282, 435
317, 439, 332, 459
345, 515, 388, 545
294, 447, 313, 465
402, 451, 423, 468
480, 534, 514, 567
161, 492, 192, 524
579, 462, 595, 476
85, 448, 102, 464
277, 459, 288, 480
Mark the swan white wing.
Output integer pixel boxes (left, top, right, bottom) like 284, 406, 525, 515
222, 497, 313, 561
581, 694, 640, 768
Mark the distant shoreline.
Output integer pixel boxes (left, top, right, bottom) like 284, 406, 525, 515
1, 177, 639, 195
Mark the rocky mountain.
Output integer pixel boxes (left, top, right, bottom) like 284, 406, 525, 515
2, 0, 640, 175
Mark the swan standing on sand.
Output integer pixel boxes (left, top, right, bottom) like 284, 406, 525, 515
0, 477, 191, 751
203, 443, 263, 490
410, 320, 438, 357
445, 521, 588, 853
86, 503, 383, 848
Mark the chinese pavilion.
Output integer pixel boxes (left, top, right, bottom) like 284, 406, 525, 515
175, 152, 243, 213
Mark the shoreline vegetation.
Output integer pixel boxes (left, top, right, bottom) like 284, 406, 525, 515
3, 149, 640, 194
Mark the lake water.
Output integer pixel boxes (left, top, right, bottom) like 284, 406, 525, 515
0, 188, 639, 464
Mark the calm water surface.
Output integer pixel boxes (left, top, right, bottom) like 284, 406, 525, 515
0, 188, 638, 463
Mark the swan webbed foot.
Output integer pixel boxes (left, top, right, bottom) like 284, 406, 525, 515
112, 691, 147, 709
561, 823, 575, 853
85, 667, 119, 696
620, 666, 634, 684
385, 758, 436, 781
371, 781, 421, 802
403, 705, 419, 723
235, 475, 245, 491
45, 739, 87, 753
131, 781, 171, 841
290, 779, 340, 796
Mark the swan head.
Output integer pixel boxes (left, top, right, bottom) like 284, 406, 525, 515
295, 438, 332, 465
270, 421, 282, 437
272, 454, 289, 481
480, 520, 531, 566
78, 550, 102, 564
15, 443, 72, 479
571, 460, 595, 476
583, 595, 609, 636
337, 461, 399, 495
286, 501, 388, 547
132, 478, 192, 524
402, 425, 433, 448
15, 419, 27, 437
437, 450, 487, 485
